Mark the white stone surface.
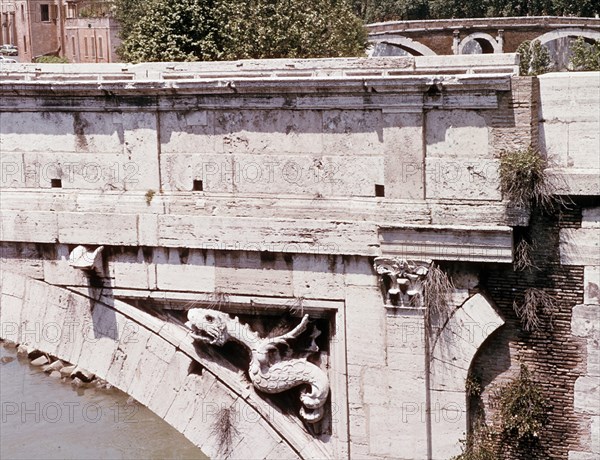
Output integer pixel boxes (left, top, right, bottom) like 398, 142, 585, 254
560, 228, 600, 266
574, 376, 600, 415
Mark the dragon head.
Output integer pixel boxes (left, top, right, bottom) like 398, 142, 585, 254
185, 308, 229, 346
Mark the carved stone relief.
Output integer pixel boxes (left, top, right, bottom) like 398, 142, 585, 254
185, 308, 330, 423
374, 257, 431, 308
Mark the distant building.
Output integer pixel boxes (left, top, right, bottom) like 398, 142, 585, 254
0, 0, 120, 62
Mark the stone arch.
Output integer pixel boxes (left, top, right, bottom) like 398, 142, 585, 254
458, 32, 502, 54
533, 28, 600, 46
369, 36, 437, 57
0, 270, 329, 459
428, 293, 505, 459
530, 28, 600, 71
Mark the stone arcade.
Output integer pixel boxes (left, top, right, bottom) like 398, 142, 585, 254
0, 56, 598, 459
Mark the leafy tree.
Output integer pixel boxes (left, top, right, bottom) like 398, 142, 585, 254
352, 0, 430, 23
517, 40, 552, 76
118, 0, 220, 62
570, 37, 600, 71
115, 0, 366, 62
358, 0, 598, 22
214, 0, 366, 60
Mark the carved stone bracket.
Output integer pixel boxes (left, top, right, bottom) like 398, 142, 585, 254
374, 257, 432, 308
185, 308, 330, 424
68, 245, 104, 270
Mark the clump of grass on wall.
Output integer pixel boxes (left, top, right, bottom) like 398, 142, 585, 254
424, 263, 455, 315
513, 288, 557, 332
499, 147, 555, 212
210, 406, 238, 456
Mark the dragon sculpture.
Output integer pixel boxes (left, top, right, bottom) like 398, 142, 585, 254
185, 308, 330, 423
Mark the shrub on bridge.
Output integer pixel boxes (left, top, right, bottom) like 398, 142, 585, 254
570, 37, 600, 71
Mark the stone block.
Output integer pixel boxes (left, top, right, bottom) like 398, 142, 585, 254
588, 342, 599, 377
383, 112, 424, 200
158, 214, 379, 256
0, 244, 44, 279
291, 254, 344, 300
75, 303, 121, 378
425, 157, 501, 201
426, 110, 491, 159
58, 212, 138, 245
0, 269, 27, 299
264, 440, 300, 460
0, 294, 23, 343
165, 372, 215, 434
322, 109, 384, 155
560, 229, 600, 266
217, 109, 324, 155
147, 351, 193, 418
43, 244, 90, 287
154, 247, 215, 292
368, 404, 428, 458
573, 305, 600, 340
343, 256, 378, 288
584, 267, 599, 304
159, 110, 217, 154
582, 207, 600, 229
0, 111, 122, 154
105, 324, 151, 392
109, 248, 153, 290
1, 210, 58, 243
121, 112, 160, 190
137, 214, 159, 247
345, 286, 386, 366
0, 153, 25, 188
574, 376, 600, 415
214, 251, 293, 297
128, 335, 174, 407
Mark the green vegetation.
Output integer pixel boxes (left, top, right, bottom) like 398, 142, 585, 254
494, 364, 549, 442
454, 364, 550, 459
499, 147, 554, 211
570, 37, 600, 71
353, 1, 599, 23
115, 0, 366, 62
517, 40, 552, 76
144, 189, 156, 205
452, 423, 497, 460
34, 56, 69, 63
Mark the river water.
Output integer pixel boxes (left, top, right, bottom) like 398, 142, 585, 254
0, 345, 208, 460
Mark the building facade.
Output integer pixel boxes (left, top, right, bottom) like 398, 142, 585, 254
0, 0, 119, 62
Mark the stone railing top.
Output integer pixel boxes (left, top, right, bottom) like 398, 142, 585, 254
367, 15, 600, 33
0, 54, 519, 86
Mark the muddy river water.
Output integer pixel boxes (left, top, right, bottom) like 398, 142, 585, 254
0, 345, 208, 459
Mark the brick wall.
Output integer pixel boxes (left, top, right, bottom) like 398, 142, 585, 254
472, 201, 587, 459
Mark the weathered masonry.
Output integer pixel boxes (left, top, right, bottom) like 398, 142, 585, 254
0, 56, 598, 459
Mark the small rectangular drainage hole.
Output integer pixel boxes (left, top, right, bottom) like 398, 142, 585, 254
375, 184, 385, 197
51, 179, 62, 188
193, 180, 203, 191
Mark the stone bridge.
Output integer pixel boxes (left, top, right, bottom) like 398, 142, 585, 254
0, 56, 598, 459
367, 16, 600, 69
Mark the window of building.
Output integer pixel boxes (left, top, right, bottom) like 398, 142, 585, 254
91, 38, 96, 58
98, 37, 103, 59
40, 4, 50, 22
23, 35, 27, 53
67, 4, 76, 19
71, 36, 76, 58
84, 37, 88, 57
21, 5, 25, 21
